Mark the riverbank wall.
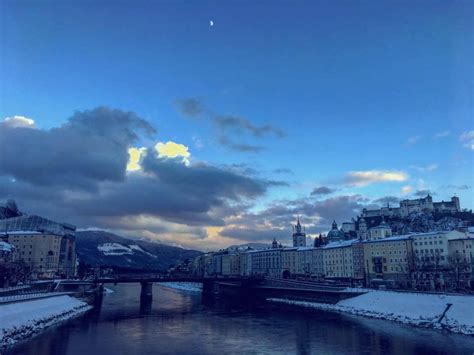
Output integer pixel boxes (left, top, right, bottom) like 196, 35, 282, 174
0, 294, 92, 350
268, 290, 474, 335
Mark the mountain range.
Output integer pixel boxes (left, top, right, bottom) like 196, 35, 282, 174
75, 230, 202, 271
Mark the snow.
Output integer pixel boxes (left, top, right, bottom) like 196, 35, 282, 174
160, 282, 202, 292
268, 290, 474, 335
323, 239, 358, 249
96, 242, 158, 257
0, 241, 15, 252
0, 295, 92, 349
97, 243, 133, 256
128, 244, 157, 258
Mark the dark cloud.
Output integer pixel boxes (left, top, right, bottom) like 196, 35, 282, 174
220, 194, 370, 243
443, 184, 470, 190
0, 106, 283, 237
0, 107, 155, 190
218, 136, 264, 153
311, 186, 336, 196
214, 115, 286, 138
373, 196, 401, 205
414, 190, 434, 197
175, 98, 203, 118
273, 168, 293, 175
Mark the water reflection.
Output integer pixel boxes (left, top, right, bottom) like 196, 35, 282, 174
6, 284, 474, 355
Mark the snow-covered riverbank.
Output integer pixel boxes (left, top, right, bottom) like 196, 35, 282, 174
268, 290, 474, 335
0, 295, 92, 349
159, 282, 202, 292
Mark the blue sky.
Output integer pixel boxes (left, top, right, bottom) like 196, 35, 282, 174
1, 1, 473, 249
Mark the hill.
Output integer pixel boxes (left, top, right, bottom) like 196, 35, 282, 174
75, 230, 202, 271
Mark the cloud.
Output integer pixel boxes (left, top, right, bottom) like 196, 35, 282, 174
0, 107, 156, 190
460, 130, 474, 150
442, 184, 470, 190
220, 194, 371, 244
373, 196, 400, 206
175, 98, 203, 118
2, 115, 36, 129
342, 170, 408, 187
311, 186, 336, 196
405, 135, 423, 147
155, 141, 191, 165
214, 115, 286, 138
401, 185, 413, 195
414, 189, 433, 197
127, 147, 147, 171
273, 168, 293, 175
218, 136, 264, 153
433, 130, 450, 139
410, 163, 438, 172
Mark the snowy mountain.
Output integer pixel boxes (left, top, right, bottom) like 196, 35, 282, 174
75, 230, 201, 271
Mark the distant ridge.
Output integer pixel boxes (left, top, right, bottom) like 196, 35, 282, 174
76, 230, 202, 271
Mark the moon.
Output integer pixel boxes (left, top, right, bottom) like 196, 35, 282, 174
209, 20, 214, 27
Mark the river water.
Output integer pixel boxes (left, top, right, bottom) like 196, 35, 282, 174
6, 284, 474, 355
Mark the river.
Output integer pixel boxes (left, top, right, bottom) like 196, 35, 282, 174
6, 284, 474, 354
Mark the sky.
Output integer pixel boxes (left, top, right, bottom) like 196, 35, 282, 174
0, 0, 473, 250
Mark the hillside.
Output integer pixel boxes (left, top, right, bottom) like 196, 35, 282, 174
75, 230, 202, 271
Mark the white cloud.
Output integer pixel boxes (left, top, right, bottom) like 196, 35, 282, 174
405, 135, 422, 147
344, 170, 408, 187
401, 185, 413, 195
433, 130, 450, 139
460, 130, 474, 150
410, 163, 438, 172
3, 115, 36, 129
155, 141, 191, 165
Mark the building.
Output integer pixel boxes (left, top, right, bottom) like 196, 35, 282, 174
296, 247, 313, 277
292, 218, 306, 247
361, 194, 461, 218
311, 247, 324, 278
221, 253, 240, 276
447, 236, 474, 288
250, 248, 282, 277
326, 220, 345, 241
363, 235, 413, 288
323, 239, 358, 280
368, 218, 392, 240
281, 247, 298, 277
357, 218, 368, 240
0, 215, 76, 279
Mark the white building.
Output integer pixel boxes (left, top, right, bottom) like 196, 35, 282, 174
322, 239, 358, 279
368, 219, 392, 240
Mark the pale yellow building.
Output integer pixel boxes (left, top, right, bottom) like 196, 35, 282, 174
363, 235, 413, 287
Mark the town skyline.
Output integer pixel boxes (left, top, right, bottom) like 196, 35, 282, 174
1, 0, 473, 250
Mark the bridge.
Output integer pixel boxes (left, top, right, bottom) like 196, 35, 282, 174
93, 275, 366, 305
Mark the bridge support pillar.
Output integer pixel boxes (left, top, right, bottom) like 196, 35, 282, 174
140, 282, 153, 301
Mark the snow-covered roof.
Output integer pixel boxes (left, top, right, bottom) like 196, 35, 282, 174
297, 246, 314, 251
0, 241, 15, 252
363, 235, 412, 244
323, 239, 359, 249
1, 230, 44, 235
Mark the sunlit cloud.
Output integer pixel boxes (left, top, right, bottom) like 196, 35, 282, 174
126, 147, 147, 171
344, 170, 408, 187
401, 185, 413, 195
3, 115, 36, 129
155, 141, 191, 165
